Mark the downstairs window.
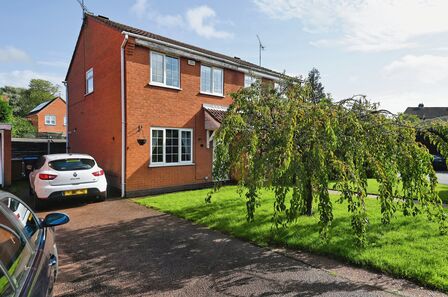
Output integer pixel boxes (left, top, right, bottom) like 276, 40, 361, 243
150, 128, 193, 166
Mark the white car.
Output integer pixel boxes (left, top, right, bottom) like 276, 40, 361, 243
29, 153, 107, 209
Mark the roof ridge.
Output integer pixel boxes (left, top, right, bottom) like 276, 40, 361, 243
88, 14, 283, 77
27, 96, 65, 115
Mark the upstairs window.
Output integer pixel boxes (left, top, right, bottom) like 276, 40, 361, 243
86, 68, 94, 94
200, 65, 223, 96
244, 75, 258, 87
150, 51, 180, 88
44, 115, 56, 126
64, 116, 67, 126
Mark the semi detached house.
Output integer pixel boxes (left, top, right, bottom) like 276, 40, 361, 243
66, 13, 283, 197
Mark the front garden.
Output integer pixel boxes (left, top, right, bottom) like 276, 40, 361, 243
136, 183, 448, 292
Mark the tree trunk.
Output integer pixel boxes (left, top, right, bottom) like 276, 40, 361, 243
304, 179, 313, 216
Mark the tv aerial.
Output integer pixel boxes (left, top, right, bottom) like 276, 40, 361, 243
257, 34, 265, 66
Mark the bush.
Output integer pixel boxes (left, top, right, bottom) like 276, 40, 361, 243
0, 99, 12, 122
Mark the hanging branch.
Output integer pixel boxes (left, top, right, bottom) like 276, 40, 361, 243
208, 76, 448, 246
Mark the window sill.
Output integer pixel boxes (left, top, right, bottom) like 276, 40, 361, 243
44, 124, 56, 126
199, 91, 224, 98
148, 82, 182, 91
85, 91, 94, 96
149, 162, 195, 168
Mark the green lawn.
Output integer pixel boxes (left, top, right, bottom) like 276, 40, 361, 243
329, 179, 448, 203
136, 186, 448, 292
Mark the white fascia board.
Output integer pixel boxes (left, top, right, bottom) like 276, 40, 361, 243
0, 124, 12, 131
125, 32, 282, 81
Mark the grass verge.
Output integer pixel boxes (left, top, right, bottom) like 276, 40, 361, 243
136, 186, 448, 292
329, 179, 448, 203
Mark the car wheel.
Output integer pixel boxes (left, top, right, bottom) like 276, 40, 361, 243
32, 193, 45, 211
96, 191, 107, 202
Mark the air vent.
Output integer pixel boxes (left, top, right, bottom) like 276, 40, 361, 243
188, 60, 196, 66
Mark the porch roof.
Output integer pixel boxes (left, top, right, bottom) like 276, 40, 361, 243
203, 103, 228, 124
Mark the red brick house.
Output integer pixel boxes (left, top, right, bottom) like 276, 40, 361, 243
66, 13, 283, 197
26, 97, 67, 136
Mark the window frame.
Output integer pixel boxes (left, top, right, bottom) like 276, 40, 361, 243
44, 115, 56, 126
149, 51, 181, 90
200, 64, 224, 97
63, 116, 67, 126
244, 74, 259, 88
85, 68, 94, 95
149, 127, 194, 167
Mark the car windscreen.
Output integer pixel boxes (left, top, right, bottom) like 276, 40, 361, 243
48, 158, 96, 171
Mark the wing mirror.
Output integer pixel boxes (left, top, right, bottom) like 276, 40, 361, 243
42, 213, 70, 227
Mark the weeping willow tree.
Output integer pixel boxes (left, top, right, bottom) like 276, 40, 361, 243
207, 75, 448, 246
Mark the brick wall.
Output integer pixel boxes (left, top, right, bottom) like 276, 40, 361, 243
66, 16, 123, 188
124, 43, 243, 192
67, 15, 274, 195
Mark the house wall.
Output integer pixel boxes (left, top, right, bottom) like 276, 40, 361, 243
124, 41, 243, 194
67, 15, 277, 195
66, 16, 123, 188
27, 99, 66, 135
26, 114, 38, 130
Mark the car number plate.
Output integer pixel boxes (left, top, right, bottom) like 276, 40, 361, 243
64, 189, 87, 196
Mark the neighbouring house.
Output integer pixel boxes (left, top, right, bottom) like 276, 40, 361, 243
404, 103, 448, 158
404, 103, 448, 120
26, 97, 67, 136
66, 13, 283, 197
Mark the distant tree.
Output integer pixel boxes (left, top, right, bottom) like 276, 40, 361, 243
0, 86, 26, 116
0, 100, 12, 122
15, 79, 59, 117
307, 68, 326, 104
10, 116, 36, 137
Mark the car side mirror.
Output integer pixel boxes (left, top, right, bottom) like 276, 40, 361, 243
42, 213, 70, 227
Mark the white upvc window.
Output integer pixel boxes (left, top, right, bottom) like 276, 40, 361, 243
64, 116, 67, 126
200, 65, 223, 96
150, 127, 193, 167
150, 51, 180, 88
86, 68, 94, 94
44, 115, 56, 126
244, 74, 258, 87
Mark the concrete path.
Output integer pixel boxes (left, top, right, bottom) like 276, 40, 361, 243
437, 172, 448, 185
41, 198, 444, 297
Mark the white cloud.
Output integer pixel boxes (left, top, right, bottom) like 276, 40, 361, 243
130, 0, 148, 19
155, 14, 184, 28
0, 70, 63, 90
254, 0, 448, 52
384, 54, 448, 84
130, 1, 233, 39
37, 60, 68, 68
0, 46, 30, 63
186, 6, 233, 39
372, 91, 447, 113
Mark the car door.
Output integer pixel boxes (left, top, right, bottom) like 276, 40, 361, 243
0, 195, 55, 297
0, 199, 35, 296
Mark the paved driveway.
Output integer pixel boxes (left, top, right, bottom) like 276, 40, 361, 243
44, 199, 432, 297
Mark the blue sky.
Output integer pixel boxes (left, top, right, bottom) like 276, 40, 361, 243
1, 0, 448, 112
